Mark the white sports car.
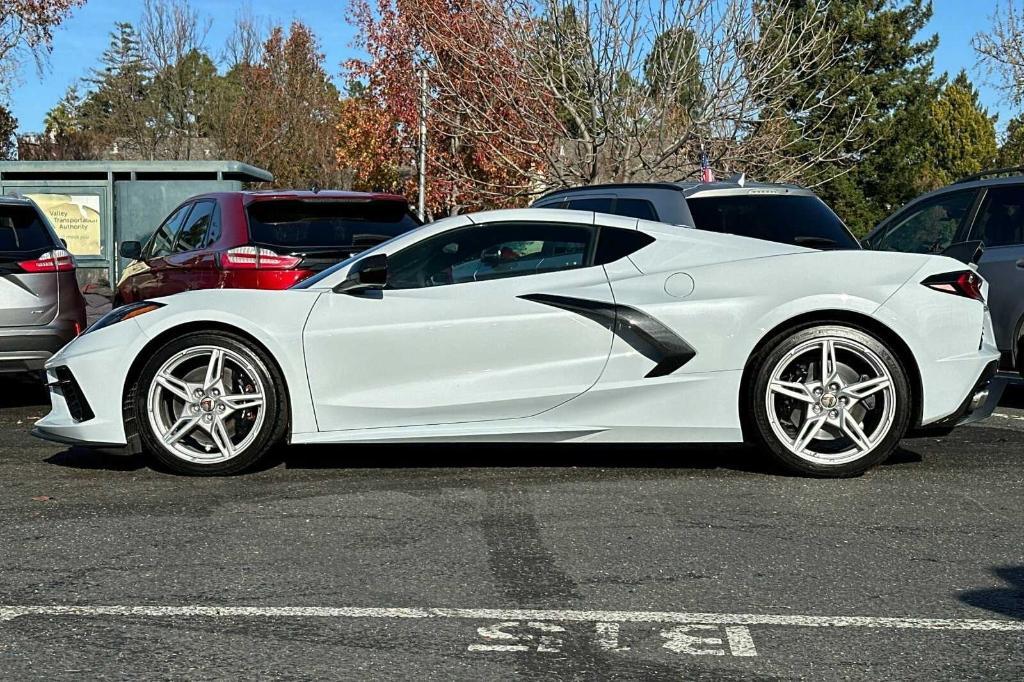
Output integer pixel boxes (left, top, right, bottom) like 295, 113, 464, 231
34, 209, 1000, 477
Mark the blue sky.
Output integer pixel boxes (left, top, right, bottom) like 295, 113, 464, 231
4, 1, 1013, 134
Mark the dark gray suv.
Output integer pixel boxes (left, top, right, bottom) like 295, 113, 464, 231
0, 196, 86, 373
863, 170, 1024, 376
532, 177, 861, 250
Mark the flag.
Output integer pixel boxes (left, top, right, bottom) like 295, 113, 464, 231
700, 151, 715, 183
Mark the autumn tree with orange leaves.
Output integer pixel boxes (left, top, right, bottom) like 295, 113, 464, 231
213, 21, 342, 189
342, 0, 869, 216
339, 0, 550, 216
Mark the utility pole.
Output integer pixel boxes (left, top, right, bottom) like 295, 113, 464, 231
417, 67, 428, 222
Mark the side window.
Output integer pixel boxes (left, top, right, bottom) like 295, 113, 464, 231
541, 195, 659, 221
565, 197, 614, 213
594, 227, 655, 264
174, 200, 216, 253
388, 222, 593, 290
204, 202, 223, 247
614, 198, 659, 221
873, 190, 975, 254
147, 203, 192, 259
970, 185, 1024, 247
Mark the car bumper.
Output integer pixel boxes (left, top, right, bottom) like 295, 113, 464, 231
32, 320, 148, 449
927, 360, 1004, 428
0, 318, 81, 372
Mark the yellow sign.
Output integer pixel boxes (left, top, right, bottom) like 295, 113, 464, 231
25, 193, 102, 257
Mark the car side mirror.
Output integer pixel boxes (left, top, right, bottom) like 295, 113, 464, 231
333, 253, 388, 295
941, 240, 985, 266
120, 240, 143, 260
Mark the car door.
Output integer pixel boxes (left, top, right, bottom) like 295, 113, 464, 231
127, 202, 193, 302
966, 184, 1024, 357
866, 189, 978, 254
162, 199, 219, 295
302, 219, 616, 431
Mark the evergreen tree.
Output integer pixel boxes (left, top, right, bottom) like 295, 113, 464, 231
918, 71, 997, 188
777, 0, 938, 235
997, 114, 1024, 168
81, 22, 159, 158
645, 27, 705, 120
0, 104, 16, 160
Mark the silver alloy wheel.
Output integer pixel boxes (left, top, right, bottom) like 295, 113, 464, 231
764, 336, 896, 466
146, 345, 267, 464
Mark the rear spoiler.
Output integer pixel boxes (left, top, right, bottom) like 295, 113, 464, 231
941, 240, 985, 266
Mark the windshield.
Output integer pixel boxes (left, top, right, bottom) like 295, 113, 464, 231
246, 199, 420, 251
686, 194, 859, 249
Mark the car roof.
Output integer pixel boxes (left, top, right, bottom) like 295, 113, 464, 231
0, 195, 36, 207
869, 173, 1024, 236
536, 178, 815, 202
929, 173, 1024, 196
183, 189, 412, 205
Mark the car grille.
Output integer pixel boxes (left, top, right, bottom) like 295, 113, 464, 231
52, 366, 95, 422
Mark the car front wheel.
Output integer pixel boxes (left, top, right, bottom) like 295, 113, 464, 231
748, 324, 912, 477
134, 331, 288, 475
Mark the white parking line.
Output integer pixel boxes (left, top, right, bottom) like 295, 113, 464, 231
0, 605, 1021, 632
991, 412, 1024, 422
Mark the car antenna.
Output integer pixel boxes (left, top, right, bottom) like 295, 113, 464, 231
726, 172, 746, 187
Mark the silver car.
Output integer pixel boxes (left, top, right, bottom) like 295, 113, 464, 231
0, 196, 86, 373
864, 170, 1024, 377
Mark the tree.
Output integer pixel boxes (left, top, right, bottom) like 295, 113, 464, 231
917, 72, 997, 189
774, 0, 939, 235
212, 21, 341, 188
346, 0, 862, 215
139, 0, 217, 159
644, 27, 705, 119
0, 0, 84, 96
0, 104, 16, 160
998, 114, 1024, 167
974, 0, 1024, 106
20, 85, 98, 159
80, 22, 156, 158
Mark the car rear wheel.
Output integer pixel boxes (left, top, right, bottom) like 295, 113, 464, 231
748, 324, 911, 477
134, 331, 288, 475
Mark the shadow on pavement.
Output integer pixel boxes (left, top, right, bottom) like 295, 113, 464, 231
278, 442, 778, 474
45, 448, 148, 472
43, 440, 927, 476
998, 378, 1024, 409
0, 374, 49, 408
960, 566, 1024, 620
279, 440, 924, 475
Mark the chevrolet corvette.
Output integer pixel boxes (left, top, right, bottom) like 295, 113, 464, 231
33, 209, 1001, 476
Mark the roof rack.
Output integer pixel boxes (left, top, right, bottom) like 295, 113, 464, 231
955, 166, 1024, 184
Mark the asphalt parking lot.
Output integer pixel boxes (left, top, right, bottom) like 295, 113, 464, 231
0, 376, 1021, 679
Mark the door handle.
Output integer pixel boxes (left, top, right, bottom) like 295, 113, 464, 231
1016, 258, 1024, 269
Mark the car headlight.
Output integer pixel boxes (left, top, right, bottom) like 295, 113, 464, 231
86, 301, 165, 334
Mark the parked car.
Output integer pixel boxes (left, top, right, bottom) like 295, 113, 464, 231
116, 190, 421, 304
863, 169, 1024, 376
531, 175, 861, 250
36, 209, 998, 477
0, 196, 86, 373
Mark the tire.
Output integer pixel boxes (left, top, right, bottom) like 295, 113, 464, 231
133, 331, 288, 475
747, 323, 912, 477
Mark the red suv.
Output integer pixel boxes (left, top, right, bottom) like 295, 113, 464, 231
116, 191, 420, 304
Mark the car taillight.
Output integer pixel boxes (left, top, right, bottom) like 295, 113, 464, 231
922, 270, 985, 302
219, 246, 301, 270
18, 249, 75, 272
